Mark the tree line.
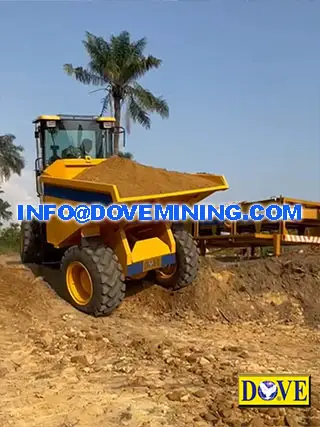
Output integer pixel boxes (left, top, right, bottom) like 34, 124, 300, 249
0, 30, 169, 237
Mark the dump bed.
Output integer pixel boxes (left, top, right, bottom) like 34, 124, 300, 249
40, 158, 229, 206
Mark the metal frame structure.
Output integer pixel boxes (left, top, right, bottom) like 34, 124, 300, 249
193, 196, 320, 256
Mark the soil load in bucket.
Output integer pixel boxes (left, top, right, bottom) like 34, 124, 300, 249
75, 157, 220, 198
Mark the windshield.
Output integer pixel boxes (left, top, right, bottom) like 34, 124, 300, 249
44, 119, 109, 165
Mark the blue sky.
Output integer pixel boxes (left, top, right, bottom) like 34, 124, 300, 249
0, 0, 319, 209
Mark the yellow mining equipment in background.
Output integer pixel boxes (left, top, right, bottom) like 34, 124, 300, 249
194, 196, 320, 256
20, 114, 228, 316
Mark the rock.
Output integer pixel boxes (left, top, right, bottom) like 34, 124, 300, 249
70, 354, 90, 366
199, 357, 210, 366
119, 406, 132, 422
65, 327, 78, 338
309, 408, 319, 417
217, 400, 232, 413
62, 314, 73, 321
208, 402, 218, 412
285, 414, 299, 427
205, 354, 216, 362
39, 330, 53, 344
219, 408, 232, 419
263, 417, 276, 426
293, 266, 305, 274
186, 354, 199, 363
75, 342, 83, 351
200, 412, 218, 422
273, 417, 285, 426
166, 390, 186, 401
193, 389, 206, 398
222, 345, 241, 352
309, 417, 320, 426
238, 350, 250, 359
249, 416, 265, 427
226, 420, 242, 427
180, 394, 190, 402
86, 331, 99, 340
267, 408, 280, 417
0, 367, 9, 376
34, 392, 43, 398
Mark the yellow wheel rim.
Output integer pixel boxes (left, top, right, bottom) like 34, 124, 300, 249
66, 261, 93, 306
155, 264, 177, 279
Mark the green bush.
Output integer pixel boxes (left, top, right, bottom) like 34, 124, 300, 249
0, 223, 20, 253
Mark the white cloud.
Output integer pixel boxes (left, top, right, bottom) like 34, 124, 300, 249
2, 169, 37, 222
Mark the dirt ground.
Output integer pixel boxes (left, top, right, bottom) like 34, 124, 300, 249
0, 247, 319, 427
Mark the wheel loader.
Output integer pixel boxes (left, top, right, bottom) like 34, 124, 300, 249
20, 114, 229, 316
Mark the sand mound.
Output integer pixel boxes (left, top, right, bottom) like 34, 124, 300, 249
75, 156, 219, 197
0, 255, 71, 329
123, 247, 320, 327
1, 251, 320, 427
1, 249, 319, 329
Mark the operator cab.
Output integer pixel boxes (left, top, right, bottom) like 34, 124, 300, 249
33, 114, 125, 170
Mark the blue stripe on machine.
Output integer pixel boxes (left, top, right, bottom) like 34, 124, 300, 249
127, 253, 176, 276
161, 253, 176, 267
43, 184, 113, 205
127, 262, 143, 276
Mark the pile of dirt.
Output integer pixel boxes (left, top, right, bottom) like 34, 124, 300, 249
0, 252, 320, 427
124, 247, 320, 327
75, 156, 220, 197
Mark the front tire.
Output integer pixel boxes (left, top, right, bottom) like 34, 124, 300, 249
154, 228, 200, 290
61, 242, 126, 316
20, 219, 42, 264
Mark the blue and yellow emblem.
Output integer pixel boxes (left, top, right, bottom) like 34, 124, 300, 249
238, 374, 311, 406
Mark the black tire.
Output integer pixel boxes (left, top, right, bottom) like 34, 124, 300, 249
154, 228, 200, 290
61, 241, 126, 316
20, 219, 42, 263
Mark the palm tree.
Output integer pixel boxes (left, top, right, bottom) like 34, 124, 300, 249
64, 31, 169, 154
0, 190, 12, 223
0, 134, 25, 182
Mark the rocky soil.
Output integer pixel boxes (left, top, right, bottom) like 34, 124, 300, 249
0, 247, 319, 427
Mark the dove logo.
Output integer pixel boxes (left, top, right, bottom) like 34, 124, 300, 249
258, 381, 278, 400
238, 374, 311, 407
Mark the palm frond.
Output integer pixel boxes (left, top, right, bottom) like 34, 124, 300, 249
120, 55, 162, 85
0, 134, 25, 182
129, 83, 169, 118
127, 96, 151, 129
0, 197, 12, 221
83, 32, 117, 82
63, 64, 105, 86
124, 102, 131, 134
132, 37, 147, 56
110, 31, 131, 68
100, 89, 114, 116
84, 31, 110, 56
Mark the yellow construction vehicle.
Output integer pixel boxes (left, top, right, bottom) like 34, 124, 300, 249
20, 114, 228, 316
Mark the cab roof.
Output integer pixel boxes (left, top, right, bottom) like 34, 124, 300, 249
33, 114, 116, 123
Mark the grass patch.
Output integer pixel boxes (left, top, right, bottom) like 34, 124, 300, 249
0, 223, 20, 253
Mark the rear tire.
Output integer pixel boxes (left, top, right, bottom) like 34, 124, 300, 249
20, 219, 63, 264
20, 219, 42, 263
154, 228, 200, 290
61, 242, 126, 316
